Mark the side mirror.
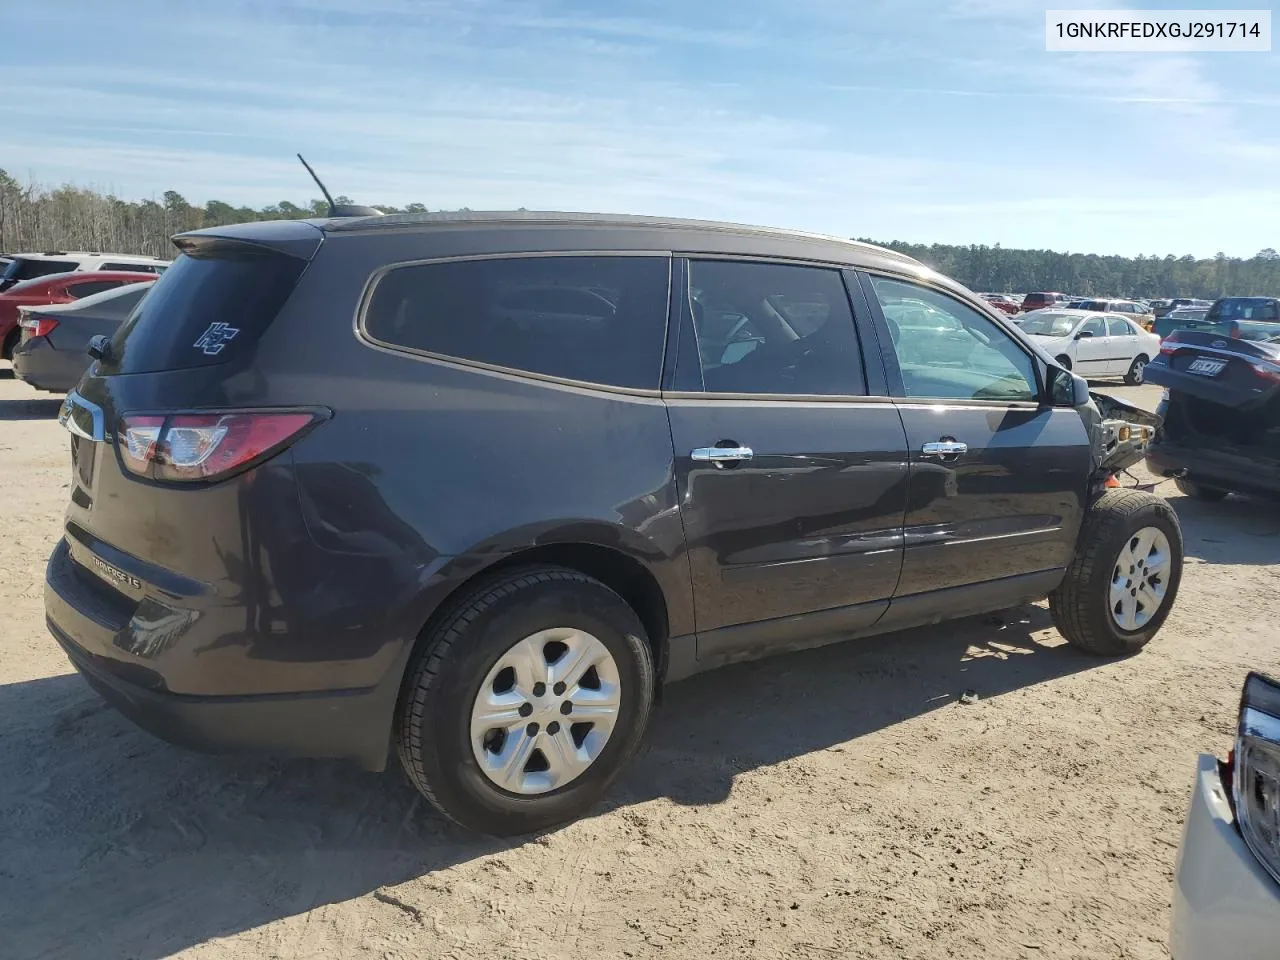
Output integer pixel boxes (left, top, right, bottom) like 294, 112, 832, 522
1047, 366, 1089, 407
1075, 331, 1094, 340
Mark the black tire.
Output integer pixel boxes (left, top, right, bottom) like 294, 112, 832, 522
1055, 355, 1072, 371
396, 565, 655, 835
1049, 489, 1183, 656
1124, 354, 1149, 385
1174, 477, 1228, 502
2, 328, 17, 360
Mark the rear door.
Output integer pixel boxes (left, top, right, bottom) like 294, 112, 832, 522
858, 272, 1091, 603
1105, 315, 1138, 373
665, 258, 910, 664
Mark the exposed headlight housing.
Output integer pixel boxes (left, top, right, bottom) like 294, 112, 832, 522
1234, 672, 1280, 886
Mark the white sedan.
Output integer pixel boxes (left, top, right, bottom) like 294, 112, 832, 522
1018, 308, 1162, 384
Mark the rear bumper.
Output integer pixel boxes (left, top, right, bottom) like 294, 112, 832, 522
1170, 754, 1280, 960
1147, 441, 1280, 499
50, 615, 394, 769
44, 537, 407, 770
12, 336, 83, 392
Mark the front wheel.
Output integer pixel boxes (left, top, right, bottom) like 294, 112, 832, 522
1055, 355, 1072, 371
1050, 490, 1183, 656
1124, 354, 1149, 385
396, 566, 655, 835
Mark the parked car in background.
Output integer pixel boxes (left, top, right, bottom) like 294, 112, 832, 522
979, 293, 1020, 315
1201, 297, 1280, 342
1077, 298, 1156, 331
0, 271, 156, 359
0, 251, 169, 292
1144, 328, 1280, 502
1155, 297, 1212, 320
1018, 308, 1161, 383
1153, 306, 1211, 340
1170, 671, 1280, 960
45, 212, 1180, 836
12, 281, 155, 392
1020, 291, 1068, 313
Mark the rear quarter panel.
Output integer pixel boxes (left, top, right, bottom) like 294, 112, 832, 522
249, 233, 695, 640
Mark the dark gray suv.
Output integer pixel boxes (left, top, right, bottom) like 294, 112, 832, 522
46, 213, 1183, 834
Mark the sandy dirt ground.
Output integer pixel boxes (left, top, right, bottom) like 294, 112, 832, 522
1, 367, 1277, 960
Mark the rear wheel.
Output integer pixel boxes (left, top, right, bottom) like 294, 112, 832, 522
396, 566, 655, 835
1174, 477, 1228, 502
1124, 354, 1149, 385
1050, 490, 1183, 656
1055, 355, 1072, 370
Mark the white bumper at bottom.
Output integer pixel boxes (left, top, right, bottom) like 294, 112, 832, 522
1170, 754, 1280, 960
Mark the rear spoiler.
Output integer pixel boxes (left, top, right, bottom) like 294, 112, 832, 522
172, 220, 324, 261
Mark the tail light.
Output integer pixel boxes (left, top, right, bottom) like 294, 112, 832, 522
1159, 331, 1181, 355
19, 315, 58, 338
1230, 322, 1242, 340
1234, 672, 1280, 887
117, 410, 322, 483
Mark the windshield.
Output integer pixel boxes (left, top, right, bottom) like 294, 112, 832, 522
1018, 312, 1078, 336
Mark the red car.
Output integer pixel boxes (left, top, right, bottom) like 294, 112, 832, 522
980, 293, 1020, 315
1, 271, 155, 359
1020, 291, 1068, 314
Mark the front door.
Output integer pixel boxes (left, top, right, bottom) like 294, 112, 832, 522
666, 258, 910, 665
1072, 314, 1111, 374
859, 272, 1093, 602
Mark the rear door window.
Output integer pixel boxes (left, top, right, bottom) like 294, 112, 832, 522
1106, 316, 1134, 337
103, 248, 306, 374
683, 260, 865, 396
363, 255, 670, 390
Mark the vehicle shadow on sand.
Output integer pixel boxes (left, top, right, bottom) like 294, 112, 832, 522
0, 397, 62, 420
0, 604, 1099, 959
1170, 492, 1280, 566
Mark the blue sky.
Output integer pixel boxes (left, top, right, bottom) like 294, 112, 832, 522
2, 0, 1276, 257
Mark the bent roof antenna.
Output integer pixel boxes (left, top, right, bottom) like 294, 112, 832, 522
296, 153, 384, 218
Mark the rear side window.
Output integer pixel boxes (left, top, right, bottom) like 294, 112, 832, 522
2, 258, 77, 282
363, 255, 670, 390
67, 279, 125, 298
104, 248, 305, 374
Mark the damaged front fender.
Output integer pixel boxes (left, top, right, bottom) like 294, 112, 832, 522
1081, 392, 1163, 476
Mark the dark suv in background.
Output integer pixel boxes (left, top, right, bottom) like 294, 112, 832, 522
46, 213, 1181, 834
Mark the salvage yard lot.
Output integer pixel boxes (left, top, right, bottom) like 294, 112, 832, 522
1, 371, 1277, 960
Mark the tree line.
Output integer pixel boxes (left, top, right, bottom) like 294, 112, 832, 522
1, 168, 1275, 298
864, 238, 1280, 300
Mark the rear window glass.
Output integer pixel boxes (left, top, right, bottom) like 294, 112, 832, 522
103, 249, 305, 374
67, 279, 127, 299
1208, 298, 1280, 322
363, 255, 670, 389
101, 262, 159, 273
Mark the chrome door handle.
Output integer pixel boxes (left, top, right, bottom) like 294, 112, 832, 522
921, 440, 967, 457
691, 446, 754, 463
